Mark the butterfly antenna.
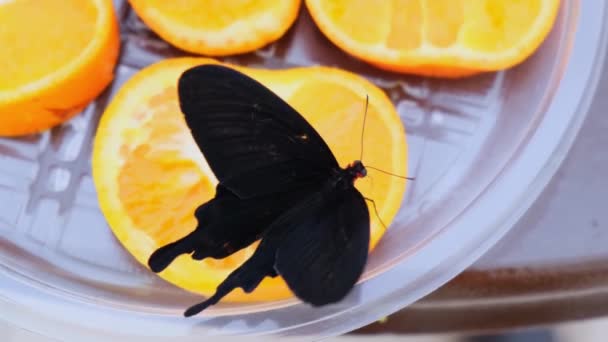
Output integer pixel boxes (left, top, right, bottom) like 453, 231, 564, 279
360, 95, 369, 161
358, 96, 414, 182
366, 165, 415, 181
364, 197, 388, 231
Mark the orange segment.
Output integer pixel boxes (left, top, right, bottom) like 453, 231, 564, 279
306, 0, 560, 78
386, 0, 423, 51
461, 1, 542, 52
0, 0, 120, 136
319, 0, 391, 44
92, 57, 408, 302
424, 0, 464, 48
128, 0, 301, 56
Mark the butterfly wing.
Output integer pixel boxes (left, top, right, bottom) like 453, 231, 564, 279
181, 185, 370, 315
183, 232, 280, 317
178, 64, 340, 199
274, 185, 370, 306
148, 183, 312, 273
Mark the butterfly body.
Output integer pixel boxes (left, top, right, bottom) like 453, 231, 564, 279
147, 64, 372, 317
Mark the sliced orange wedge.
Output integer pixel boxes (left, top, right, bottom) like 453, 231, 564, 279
92, 57, 408, 302
306, 0, 560, 78
0, 0, 120, 136
128, 0, 301, 56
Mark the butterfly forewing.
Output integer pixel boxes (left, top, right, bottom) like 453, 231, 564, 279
178, 64, 340, 199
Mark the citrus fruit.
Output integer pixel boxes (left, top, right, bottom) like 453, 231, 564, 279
92, 57, 408, 302
128, 0, 301, 56
306, 0, 560, 78
0, 0, 120, 136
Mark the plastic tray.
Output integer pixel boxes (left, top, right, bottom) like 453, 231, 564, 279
1, 0, 607, 339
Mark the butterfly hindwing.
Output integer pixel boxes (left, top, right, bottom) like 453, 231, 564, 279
183, 230, 280, 317
181, 184, 370, 315
274, 186, 370, 306
148, 183, 314, 273
178, 64, 340, 199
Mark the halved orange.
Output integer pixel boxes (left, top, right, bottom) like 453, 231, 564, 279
128, 0, 301, 56
92, 57, 408, 302
306, 0, 560, 78
0, 0, 120, 136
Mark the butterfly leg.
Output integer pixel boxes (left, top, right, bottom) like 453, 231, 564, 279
364, 197, 387, 231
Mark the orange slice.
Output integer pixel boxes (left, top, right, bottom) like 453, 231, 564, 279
306, 0, 560, 78
128, 0, 301, 56
92, 57, 408, 302
0, 0, 120, 136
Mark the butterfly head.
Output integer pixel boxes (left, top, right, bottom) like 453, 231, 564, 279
347, 160, 367, 180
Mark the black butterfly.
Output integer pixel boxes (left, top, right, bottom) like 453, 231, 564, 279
148, 64, 392, 317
